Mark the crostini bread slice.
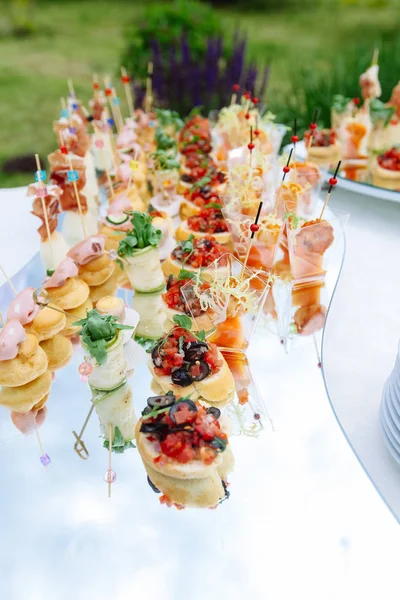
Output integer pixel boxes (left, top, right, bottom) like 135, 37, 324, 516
162, 304, 215, 333
176, 221, 232, 247
179, 199, 201, 220
307, 140, 341, 159
142, 459, 226, 508
373, 164, 400, 180
161, 255, 229, 281
147, 348, 235, 406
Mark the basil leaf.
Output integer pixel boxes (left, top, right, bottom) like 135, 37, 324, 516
204, 202, 222, 210
178, 269, 194, 280
117, 211, 162, 257
103, 426, 136, 453
210, 436, 227, 452
196, 330, 206, 342
173, 314, 193, 330
46, 268, 55, 276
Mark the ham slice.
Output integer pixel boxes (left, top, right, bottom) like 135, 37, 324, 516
67, 234, 106, 265
48, 150, 88, 212
7, 288, 40, 325
27, 183, 62, 241
43, 256, 79, 288
0, 320, 27, 361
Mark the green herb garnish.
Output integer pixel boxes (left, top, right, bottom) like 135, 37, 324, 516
186, 106, 204, 120
178, 269, 194, 280
210, 436, 227, 452
46, 268, 55, 277
134, 335, 159, 353
117, 211, 162, 258
369, 99, 395, 126
284, 212, 306, 230
204, 202, 222, 210
172, 314, 207, 343
155, 128, 177, 151
151, 149, 180, 171
190, 175, 211, 192
155, 109, 183, 130
73, 309, 133, 365
332, 94, 352, 114
103, 426, 135, 454
181, 234, 194, 254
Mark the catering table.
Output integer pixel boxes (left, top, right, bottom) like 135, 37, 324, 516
0, 185, 399, 600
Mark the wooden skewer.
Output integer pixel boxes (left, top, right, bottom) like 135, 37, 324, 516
36, 428, 50, 468
32, 288, 78, 319
35, 154, 54, 268
240, 201, 263, 279
72, 402, 95, 459
112, 87, 124, 133
121, 67, 135, 117
104, 76, 121, 134
372, 48, 379, 66
93, 72, 99, 100
67, 78, 76, 98
274, 148, 293, 212
306, 108, 319, 153
319, 161, 341, 220
0, 311, 4, 326
0, 264, 17, 295
61, 129, 87, 238
103, 107, 119, 176
292, 118, 297, 182
94, 124, 115, 199
145, 61, 153, 113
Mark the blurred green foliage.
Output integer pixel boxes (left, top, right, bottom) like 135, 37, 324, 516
121, 1, 225, 81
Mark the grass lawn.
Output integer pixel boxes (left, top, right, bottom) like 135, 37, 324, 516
0, 0, 398, 187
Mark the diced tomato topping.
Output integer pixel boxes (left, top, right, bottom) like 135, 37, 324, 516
172, 235, 226, 269
377, 147, 400, 171
187, 208, 228, 234
173, 404, 197, 425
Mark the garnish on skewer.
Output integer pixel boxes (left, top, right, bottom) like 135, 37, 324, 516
105, 422, 116, 497
34, 154, 54, 269
291, 118, 299, 181
121, 66, 135, 117
72, 402, 95, 460
230, 83, 239, 106
247, 126, 255, 168
32, 288, 79, 319
319, 160, 341, 220
240, 200, 263, 279
306, 108, 319, 152
274, 147, 293, 212
145, 61, 153, 114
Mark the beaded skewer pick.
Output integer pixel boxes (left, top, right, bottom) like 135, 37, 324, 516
67, 78, 76, 98
306, 108, 319, 153
105, 422, 116, 497
291, 118, 299, 181
94, 124, 115, 199
0, 263, 17, 295
319, 161, 341, 220
111, 86, 124, 133
34, 155, 54, 269
72, 402, 95, 459
121, 67, 135, 117
93, 72, 100, 100
103, 107, 120, 175
230, 83, 239, 106
60, 131, 87, 238
145, 61, 153, 114
247, 126, 255, 169
240, 200, 263, 280
33, 288, 78, 319
104, 77, 122, 134
274, 148, 293, 212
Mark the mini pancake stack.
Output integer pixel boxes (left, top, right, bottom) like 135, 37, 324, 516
68, 234, 118, 306
7, 287, 72, 372
0, 320, 52, 414
43, 256, 92, 341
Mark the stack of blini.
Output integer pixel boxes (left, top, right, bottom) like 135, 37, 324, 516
67, 234, 118, 306
0, 319, 52, 414
7, 287, 72, 373
42, 256, 92, 343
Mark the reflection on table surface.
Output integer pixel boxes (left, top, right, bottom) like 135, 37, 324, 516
0, 249, 399, 600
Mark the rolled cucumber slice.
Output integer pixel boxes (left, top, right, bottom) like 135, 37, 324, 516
106, 214, 129, 226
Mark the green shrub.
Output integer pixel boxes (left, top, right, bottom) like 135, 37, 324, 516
121, 1, 225, 81
273, 33, 400, 142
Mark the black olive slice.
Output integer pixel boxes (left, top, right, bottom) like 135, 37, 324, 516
171, 368, 193, 387
169, 399, 198, 423
206, 406, 221, 419
188, 360, 210, 382
181, 173, 194, 183
166, 274, 174, 290
147, 394, 176, 409
184, 341, 208, 362
141, 406, 152, 417
140, 422, 169, 437
151, 341, 162, 362
147, 476, 160, 494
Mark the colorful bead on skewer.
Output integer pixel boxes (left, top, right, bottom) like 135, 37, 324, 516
319, 160, 341, 220
306, 108, 319, 152
105, 422, 116, 497
291, 118, 299, 181
240, 200, 263, 280
274, 147, 293, 212
231, 83, 239, 106
121, 66, 135, 117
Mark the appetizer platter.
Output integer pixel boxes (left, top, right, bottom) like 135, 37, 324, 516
295, 52, 400, 202
0, 72, 347, 513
